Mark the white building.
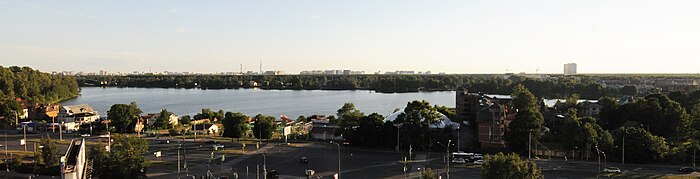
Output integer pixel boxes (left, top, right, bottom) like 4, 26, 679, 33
58, 104, 100, 131
564, 63, 577, 76
62, 139, 89, 179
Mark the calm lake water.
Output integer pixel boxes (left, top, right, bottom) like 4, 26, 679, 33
61, 87, 455, 118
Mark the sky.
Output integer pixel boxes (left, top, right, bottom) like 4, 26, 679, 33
1, 0, 700, 74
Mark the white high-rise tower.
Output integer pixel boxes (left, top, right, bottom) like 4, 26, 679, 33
564, 63, 577, 76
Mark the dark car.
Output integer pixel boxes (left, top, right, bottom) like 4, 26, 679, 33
679, 167, 695, 173
300, 156, 309, 164
205, 140, 217, 144
267, 170, 279, 178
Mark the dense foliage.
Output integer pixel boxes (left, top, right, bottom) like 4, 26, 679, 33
505, 85, 544, 152
40, 135, 59, 167
252, 114, 275, 139
77, 74, 629, 98
481, 152, 543, 179
222, 112, 249, 138
107, 102, 143, 133
614, 127, 669, 163
89, 135, 150, 179
0, 66, 79, 103
153, 109, 174, 129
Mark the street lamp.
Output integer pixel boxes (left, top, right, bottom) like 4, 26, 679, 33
261, 151, 268, 179
331, 141, 341, 179
437, 140, 452, 179
595, 145, 602, 178
395, 124, 402, 152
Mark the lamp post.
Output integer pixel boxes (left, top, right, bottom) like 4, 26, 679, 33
331, 141, 341, 179
456, 127, 460, 152
595, 145, 601, 178
261, 152, 267, 179
177, 144, 181, 178
395, 124, 402, 152
23, 124, 27, 151
437, 140, 452, 179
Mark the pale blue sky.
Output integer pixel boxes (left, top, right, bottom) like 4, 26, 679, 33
1, 0, 700, 74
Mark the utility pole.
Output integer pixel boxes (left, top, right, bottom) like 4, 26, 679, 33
403, 157, 407, 179
457, 127, 460, 152
331, 141, 341, 179
52, 116, 55, 133
59, 123, 63, 141
23, 124, 27, 151
528, 131, 531, 159
396, 124, 400, 152
447, 140, 451, 179
178, 144, 181, 178
622, 134, 625, 165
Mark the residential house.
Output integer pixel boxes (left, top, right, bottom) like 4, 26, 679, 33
141, 113, 179, 127
192, 123, 220, 135
15, 98, 29, 120
581, 102, 602, 117
58, 104, 100, 131
456, 90, 516, 150
309, 115, 343, 140
191, 118, 217, 125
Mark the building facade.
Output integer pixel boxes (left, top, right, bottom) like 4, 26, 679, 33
564, 63, 577, 76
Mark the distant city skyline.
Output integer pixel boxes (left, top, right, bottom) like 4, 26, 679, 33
2, 1, 700, 74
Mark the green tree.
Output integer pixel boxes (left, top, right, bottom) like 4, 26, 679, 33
252, 114, 275, 139
153, 109, 173, 129
40, 135, 59, 167
506, 85, 544, 152
395, 100, 443, 150
179, 115, 191, 125
621, 85, 638, 96
89, 135, 150, 179
0, 98, 23, 125
336, 103, 365, 137
481, 152, 543, 179
222, 112, 249, 138
631, 94, 689, 141
107, 103, 142, 133
420, 168, 436, 179
512, 84, 538, 111
615, 127, 669, 163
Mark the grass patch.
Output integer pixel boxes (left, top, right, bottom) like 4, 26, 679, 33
149, 160, 181, 170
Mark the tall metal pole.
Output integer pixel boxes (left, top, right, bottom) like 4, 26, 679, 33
448, 140, 452, 179
528, 131, 531, 159
457, 127, 460, 152
332, 141, 341, 179
622, 133, 625, 165
59, 123, 63, 141
178, 144, 181, 178
23, 124, 27, 151
396, 125, 400, 152
52, 116, 55, 133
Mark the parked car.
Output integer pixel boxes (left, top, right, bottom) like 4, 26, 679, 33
473, 160, 484, 165
267, 170, 279, 178
679, 167, 695, 173
206, 140, 217, 144
451, 158, 466, 164
213, 144, 224, 150
603, 167, 622, 173
300, 156, 309, 164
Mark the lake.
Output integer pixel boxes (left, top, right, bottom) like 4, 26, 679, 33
61, 87, 456, 118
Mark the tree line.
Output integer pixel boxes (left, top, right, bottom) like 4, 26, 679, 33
76, 74, 642, 98
0, 66, 80, 124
